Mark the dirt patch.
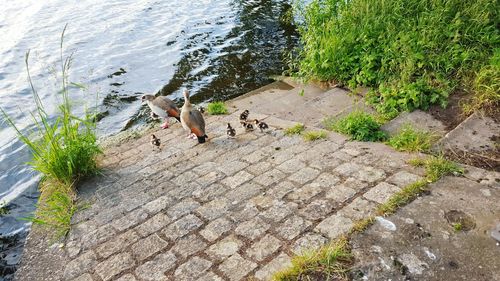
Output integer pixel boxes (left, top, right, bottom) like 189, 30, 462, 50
444, 149, 500, 172
428, 90, 470, 131
444, 210, 476, 231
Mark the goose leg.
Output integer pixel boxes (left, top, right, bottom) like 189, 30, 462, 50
161, 118, 170, 129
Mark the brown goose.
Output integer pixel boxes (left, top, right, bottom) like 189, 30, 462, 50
142, 94, 180, 129
180, 90, 208, 143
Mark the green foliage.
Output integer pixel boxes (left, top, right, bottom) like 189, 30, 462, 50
387, 124, 435, 152
325, 111, 386, 141
0, 202, 8, 216
452, 222, 463, 232
285, 123, 305, 135
293, 0, 500, 115
0, 26, 100, 236
463, 50, 500, 115
206, 101, 228, 115
272, 237, 353, 281
377, 179, 429, 215
303, 130, 327, 141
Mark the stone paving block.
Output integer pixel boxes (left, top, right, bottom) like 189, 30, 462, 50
73, 273, 94, 281
171, 170, 198, 186
167, 198, 201, 219
135, 252, 177, 281
250, 194, 275, 209
197, 198, 231, 220
217, 160, 249, 176
135, 213, 172, 237
229, 203, 259, 223
276, 158, 307, 173
200, 217, 233, 242
277, 215, 312, 240
95, 252, 135, 281
115, 274, 136, 281
286, 183, 323, 204
325, 184, 357, 203
131, 233, 169, 261
260, 201, 296, 223
196, 272, 224, 281
235, 217, 270, 240
288, 167, 321, 184
171, 234, 207, 259
63, 251, 97, 280
266, 181, 296, 199
111, 209, 149, 232
80, 225, 117, 251
96, 230, 139, 259
219, 253, 258, 281
334, 162, 364, 177
143, 195, 174, 215
246, 234, 281, 261
221, 170, 255, 188
315, 173, 342, 187
292, 233, 328, 254
192, 161, 219, 176
226, 182, 263, 204
246, 161, 273, 175
192, 183, 228, 202
255, 253, 292, 280
205, 235, 243, 260
363, 182, 401, 204
357, 166, 386, 183
167, 181, 202, 200
253, 169, 286, 187
316, 214, 353, 239
387, 171, 423, 188
197, 171, 225, 187
337, 197, 376, 220
163, 214, 204, 240
299, 199, 336, 221
174, 256, 212, 281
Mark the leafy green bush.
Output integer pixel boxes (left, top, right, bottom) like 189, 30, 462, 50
207, 101, 228, 115
325, 111, 386, 141
293, 0, 499, 116
387, 124, 435, 152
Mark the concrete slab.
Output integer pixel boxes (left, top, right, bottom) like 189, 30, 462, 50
381, 110, 447, 137
436, 112, 499, 170
351, 176, 500, 281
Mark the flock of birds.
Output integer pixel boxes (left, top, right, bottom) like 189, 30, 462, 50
142, 90, 269, 149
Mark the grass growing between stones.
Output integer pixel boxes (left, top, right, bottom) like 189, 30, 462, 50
324, 111, 386, 142
274, 155, 463, 279
303, 130, 327, 141
206, 101, 228, 115
272, 237, 353, 281
0, 26, 101, 237
386, 124, 436, 152
284, 123, 305, 136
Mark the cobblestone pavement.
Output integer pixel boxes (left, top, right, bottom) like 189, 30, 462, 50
29, 109, 433, 281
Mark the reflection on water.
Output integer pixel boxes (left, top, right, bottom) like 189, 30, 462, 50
0, 0, 297, 278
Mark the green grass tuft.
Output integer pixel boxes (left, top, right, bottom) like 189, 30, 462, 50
272, 237, 353, 281
206, 101, 228, 115
377, 179, 429, 215
292, 0, 499, 116
325, 111, 386, 141
421, 155, 464, 182
452, 222, 463, 232
0, 26, 101, 237
285, 123, 305, 136
387, 124, 436, 152
303, 130, 327, 141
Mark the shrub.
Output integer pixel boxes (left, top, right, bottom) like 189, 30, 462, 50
206, 101, 228, 115
387, 124, 435, 152
293, 0, 499, 115
325, 111, 386, 141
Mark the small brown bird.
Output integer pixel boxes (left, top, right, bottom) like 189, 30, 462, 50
239, 110, 249, 122
150, 134, 161, 149
254, 119, 269, 132
245, 123, 254, 132
227, 123, 236, 138
142, 94, 181, 129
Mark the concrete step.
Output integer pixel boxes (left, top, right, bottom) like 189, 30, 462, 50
381, 110, 447, 137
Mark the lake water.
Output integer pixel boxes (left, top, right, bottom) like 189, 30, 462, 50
0, 0, 297, 278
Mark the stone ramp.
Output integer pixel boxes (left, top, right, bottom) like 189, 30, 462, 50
351, 172, 500, 281
17, 108, 427, 281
